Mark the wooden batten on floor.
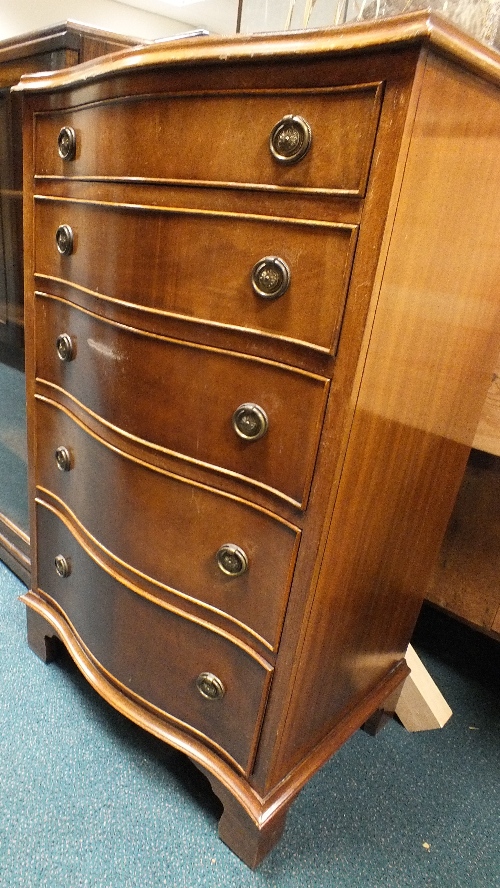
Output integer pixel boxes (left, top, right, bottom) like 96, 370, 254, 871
473, 351, 500, 457
396, 645, 452, 732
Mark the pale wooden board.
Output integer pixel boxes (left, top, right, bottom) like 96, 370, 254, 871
473, 350, 500, 456
396, 644, 452, 732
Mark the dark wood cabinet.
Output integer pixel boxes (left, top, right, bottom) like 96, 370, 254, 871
0, 22, 140, 583
16, 13, 500, 867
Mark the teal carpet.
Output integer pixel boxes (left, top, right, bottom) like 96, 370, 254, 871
0, 561, 499, 887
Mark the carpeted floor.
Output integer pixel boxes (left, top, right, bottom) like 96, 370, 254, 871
0, 560, 498, 887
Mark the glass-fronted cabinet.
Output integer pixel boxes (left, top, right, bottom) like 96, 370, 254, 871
0, 23, 139, 584
0, 85, 23, 358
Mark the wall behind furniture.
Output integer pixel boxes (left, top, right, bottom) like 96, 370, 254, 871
0, 0, 190, 42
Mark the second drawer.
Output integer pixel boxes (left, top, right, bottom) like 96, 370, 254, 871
35, 198, 357, 356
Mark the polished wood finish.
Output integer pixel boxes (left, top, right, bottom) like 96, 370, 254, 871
34, 197, 357, 355
0, 22, 140, 582
17, 13, 500, 867
37, 500, 273, 775
17, 12, 500, 91
35, 397, 300, 653
34, 293, 329, 507
34, 83, 383, 195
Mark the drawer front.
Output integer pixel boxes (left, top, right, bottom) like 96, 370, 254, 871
36, 398, 300, 651
35, 198, 357, 355
35, 295, 329, 507
37, 502, 273, 775
34, 85, 383, 195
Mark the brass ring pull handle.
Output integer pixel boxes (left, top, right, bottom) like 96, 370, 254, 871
216, 543, 249, 577
269, 114, 312, 164
56, 333, 75, 362
56, 224, 74, 256
196, 672, 225, 701
232, 403, 268, 442
251, 256, 290, 300
55, 555, 71, 578
55, 446, 72, 472
57, 126, 76, 161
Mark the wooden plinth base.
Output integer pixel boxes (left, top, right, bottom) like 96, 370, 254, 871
23, 593, 431, 868
26, 604, 62, 663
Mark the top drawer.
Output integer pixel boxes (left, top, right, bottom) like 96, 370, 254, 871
34, 84, 383, 196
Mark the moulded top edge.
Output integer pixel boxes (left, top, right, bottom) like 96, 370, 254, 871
12, 11, 500, 95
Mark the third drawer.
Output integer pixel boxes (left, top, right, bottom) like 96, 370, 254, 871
35, 292, 330, 508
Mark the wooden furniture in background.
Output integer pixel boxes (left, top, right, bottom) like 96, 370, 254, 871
426, 449, 500, 639
0, 22, 139, 584
16, 12, 500, 867
425, 350, 500, 639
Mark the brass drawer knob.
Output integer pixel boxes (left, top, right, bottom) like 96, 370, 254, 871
251, 256, 290, 300
55, 446, 72, 472
269, 114, 312, 164
232, 403, 268, 442
216, 543, 249, 576
196, 672, 225, 701
56, 333, 75, 362
54, 554, 71, 578
57, 126, 76, 161
56, 224, 74, 256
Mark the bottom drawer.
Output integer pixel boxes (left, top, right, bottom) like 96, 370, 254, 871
36, 501, 273, 775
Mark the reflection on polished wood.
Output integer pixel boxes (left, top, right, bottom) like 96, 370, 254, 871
16, 12, 500, 868
356, 54, 500, 442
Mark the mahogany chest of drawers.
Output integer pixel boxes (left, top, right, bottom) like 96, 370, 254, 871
15, 13, 500, 867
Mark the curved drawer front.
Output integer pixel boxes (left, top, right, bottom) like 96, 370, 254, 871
35, 295, 329, 507
35, 198, 357, 355
36, 502, 273, 775
35, 398, 300, 651
35, 85, 382, 195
